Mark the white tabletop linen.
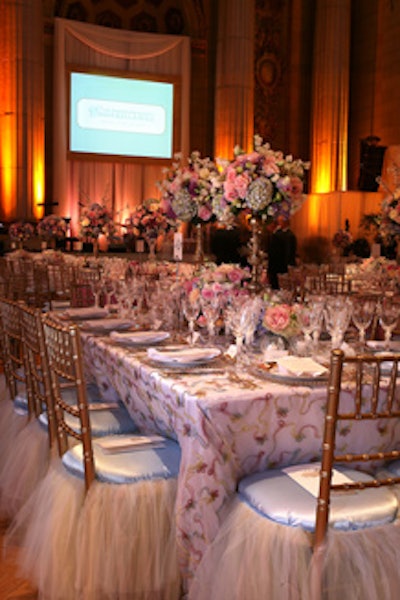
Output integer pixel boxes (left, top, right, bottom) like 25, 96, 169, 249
81, 334, 400, 593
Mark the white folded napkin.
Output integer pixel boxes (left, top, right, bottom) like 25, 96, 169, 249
109, 330, 170, 345
283, 464, 353, 498
147, 346, 221, 364
263, 348, 289, 362
95, 435, 166, 453
62, 307, 109, 320
275, 356, 328, 378
81, 318, 134, 332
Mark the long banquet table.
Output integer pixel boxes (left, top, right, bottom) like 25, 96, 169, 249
81, 332, 400, 593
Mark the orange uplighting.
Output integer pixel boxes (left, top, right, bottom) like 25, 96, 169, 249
0, 116, 16, 220
312, 165, 332, 194
33, 156, 45, 220
306, 194, 320, 232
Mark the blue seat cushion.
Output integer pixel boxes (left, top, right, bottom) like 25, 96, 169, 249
14, 392, 29, 415
38, 383, 137, 437
239, 463, 398, 532
62, 435, 181, 484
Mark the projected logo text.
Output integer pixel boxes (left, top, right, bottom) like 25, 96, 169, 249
76, 99, 166, 135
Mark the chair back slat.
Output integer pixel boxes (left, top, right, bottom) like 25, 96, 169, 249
42, 315, 95, 491
19, 303, 56, 446
0, 298, 33, 412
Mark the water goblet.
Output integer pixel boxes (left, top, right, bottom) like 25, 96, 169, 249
90, 277, 103, 308
200, 294, 221, 341
182, 295, 201, 345
379, 297, 399, 350
352, 297, 375, 346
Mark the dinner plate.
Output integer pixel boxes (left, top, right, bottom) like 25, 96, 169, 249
60, 307, 109, 320
80, 318, 134, 333
366, 340, 400, 353
253, 361, 329, 387
147, 345, 222, 367
109, 330, 170, 346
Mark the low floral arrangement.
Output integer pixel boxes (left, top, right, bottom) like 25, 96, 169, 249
9, 220, 36, 242
332, 228, 353, 250
157, 151, 220, 224
182, 263, 251, 297
261, 302, 300, 339
79, 202, 115, 239
37, 214, 67, 240
210, 135, 310, 226
124, 200, 175, 240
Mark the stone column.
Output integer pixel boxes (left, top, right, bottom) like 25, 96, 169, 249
214, 0, 255, 159
310, 0, 351, 193
0, 0, 45, 220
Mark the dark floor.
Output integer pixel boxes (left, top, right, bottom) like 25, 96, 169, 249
0, 519, 37, 600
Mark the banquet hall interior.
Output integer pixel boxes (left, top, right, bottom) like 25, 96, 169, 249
1, 1, 400, 599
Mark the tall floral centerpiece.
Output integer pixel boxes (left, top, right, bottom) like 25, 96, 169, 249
380, 185, 400, 261
157, 151, 220, 262
124, 200, 176, 260
9, 221, 36, 249
211, 135, 310, 291
37, 214, 68, 249
79, 202, 115, 257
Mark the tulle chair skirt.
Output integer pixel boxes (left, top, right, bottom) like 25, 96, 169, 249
189, 497, 400, 600
5, 459, 85, 600
7, 459, 182, 600
0, 376, 29, 505
75, 479, 181, 600
0, 419, 51, 519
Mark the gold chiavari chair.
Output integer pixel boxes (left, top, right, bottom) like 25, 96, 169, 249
0, 302, 54, 518
11, 315, 181, 600
70, 264, 102, 307
190, 349, 400, 600
0, 298, 33, 516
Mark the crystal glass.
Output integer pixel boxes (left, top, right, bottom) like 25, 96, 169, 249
182, 295, 201, 345
352, 297, 375, 345
379, 297, 399, 350
90, 277, 103, 308
200, 295, 221, 341
324, 296, 352, 349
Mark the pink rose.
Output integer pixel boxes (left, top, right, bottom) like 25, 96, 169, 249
198, 205, 213, 222
263, 304, 291, 332
228, 267, 246, 283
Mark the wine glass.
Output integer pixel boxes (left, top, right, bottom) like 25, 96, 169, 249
296, 302, 317, 354
324, 296, 352, 349
379, 297, 399, 350
352, 297, 375, 346
182, 295, 201, 345
200, 294, 221, 341
227, 299, 255, 369
90, 277, 103, 308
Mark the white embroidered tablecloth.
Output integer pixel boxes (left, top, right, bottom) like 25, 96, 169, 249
82, 334, 400, 592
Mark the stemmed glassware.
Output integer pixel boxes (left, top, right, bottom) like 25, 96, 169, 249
352, 296, 375, 346
182, 294, 201, 345
90, 277, 103, 309
225, 296, 256, 369
200, 294, 221, 341
296, 302, 317, 353
324, 295, 352, 349
379, 297, 399, 350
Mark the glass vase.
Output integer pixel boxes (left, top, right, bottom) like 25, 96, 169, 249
92, 238, 99, 258
247, 217, 263, 294
194, 223, 204, 263
146, 237, 157, 261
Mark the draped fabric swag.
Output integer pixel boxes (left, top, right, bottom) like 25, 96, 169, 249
53, 18, 190, 236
